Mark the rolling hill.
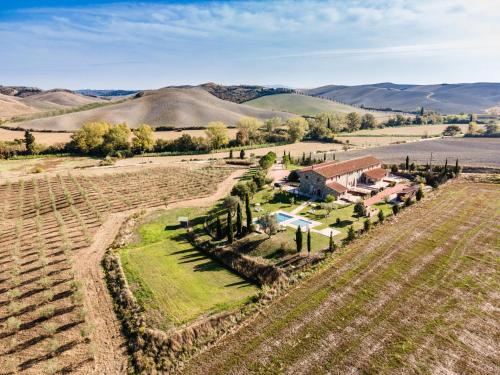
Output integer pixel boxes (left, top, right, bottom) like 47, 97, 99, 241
244, 93, 393, 119
12, 87, 294, 131
0, 87, 106, 119
305, 82, 500, 114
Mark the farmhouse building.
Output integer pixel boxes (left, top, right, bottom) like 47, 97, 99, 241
297, 156, 387, 199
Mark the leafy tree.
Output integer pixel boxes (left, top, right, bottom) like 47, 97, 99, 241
378, 209, 385, 223
324, 194, 335, 203
259, 151, 277, 170
215, 216, 223, 240
346, 225, 356, 241
364, 218, 371, 232
236, 117, 262, 145
354, 201, 367, 219
442, 125, 461, 136
295, 226, 303, 253
223, 196, 240, 213
245, 194, 253, 232
416, 186, 423, 201
205, 121, 228, 149
346, 112, 361, 132
321, 202, 335, 217
265, 116, 282, 134
287, 117, 308, 142
468, 121, 479, 134
236, 203, 243, 236
231, 182, 249, 200
227, 210, 233, 243
261, 214, 278, 238
391, 164, 398, 173
101, 123, 131, 155
485, 123, 499, 135
307, 229, 311, 255
24, 129, 36, 155
361, 113, 376, 129
132, 124, 155, 153
70, 121, 110, 154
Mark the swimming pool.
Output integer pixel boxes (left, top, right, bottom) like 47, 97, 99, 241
290, 218, 313, 228
275, 212, 294, 223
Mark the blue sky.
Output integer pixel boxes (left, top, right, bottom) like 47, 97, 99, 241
1, 0, 499, 89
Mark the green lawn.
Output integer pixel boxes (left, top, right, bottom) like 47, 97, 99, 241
119, 207, 258, 329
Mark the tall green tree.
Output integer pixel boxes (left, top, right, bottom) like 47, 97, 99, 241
216, 216, 223, 240
245, 194, 253, 233
346, 226, 356, 241
378, 209, 385, 223
354, 201, 366, 219
346, 112, 361, 132
295, 226, 303, 253
444, 158, 448, 173
236, 203, 243, 236
24, 129, 36, 155
240, 149, 245, 159
307, 229, 311, 255
329, 232, 336, 252
227, 210, 233, 243
405, 155, 409, 171
229, 149, 233, 159
416, 186, 423, 201
454, 158, 460, 176
364, 218, 371, 232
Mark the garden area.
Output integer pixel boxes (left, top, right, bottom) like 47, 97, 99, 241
118, 207, 259, 330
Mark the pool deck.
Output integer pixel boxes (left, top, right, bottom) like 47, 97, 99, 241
273, 210, 340, 237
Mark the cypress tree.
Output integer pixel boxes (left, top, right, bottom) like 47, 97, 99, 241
378, 209, 385, 223
364, 218, 371, 232
454, 158, 460, 176
240, 149, 245, 159
216, 216, 223, 240
307, 229, 311, 255
24, 129, 36, 155
295, 226, 303, 253
444, 158, 448, 173
327, 117, 331, 130
346, 226, 356, 241
229, 149, 233, 159
323, 153, 327, 161
236, 202, 243, 236
416, 186, 423, 201
227, 210, 233, 243
405, 155, 409, 171
245, 194, 252, 233
329, 232, 336, 252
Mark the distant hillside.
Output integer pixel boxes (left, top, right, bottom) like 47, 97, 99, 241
76, 89, 139, 97
305, 82, 500, 114
12, 87, 294, 131
0, 88, 105, 119
0, 85, 43, 98
198, 83, 292, 103
245, 93, 392, 119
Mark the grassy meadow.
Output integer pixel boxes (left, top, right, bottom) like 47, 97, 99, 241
119, 207, 258, 329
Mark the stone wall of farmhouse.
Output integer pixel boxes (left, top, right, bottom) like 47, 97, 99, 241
298, 163, 382, 198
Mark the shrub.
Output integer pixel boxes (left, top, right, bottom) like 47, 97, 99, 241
392, 204, 400, 215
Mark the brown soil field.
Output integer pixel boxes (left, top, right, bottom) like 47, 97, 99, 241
0, 164, 239, 374
181, 180, 500, 375
348, 123, 472, 136
0, 128, 72, 145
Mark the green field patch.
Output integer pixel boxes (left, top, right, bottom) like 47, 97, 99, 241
119, 207, 259, 329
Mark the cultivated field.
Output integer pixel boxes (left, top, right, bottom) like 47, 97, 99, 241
120, 208, 258, 330
344, 123, 471, 136
0, 164, 235, 374
244, 93, 393, 119
181, 180, 500, 375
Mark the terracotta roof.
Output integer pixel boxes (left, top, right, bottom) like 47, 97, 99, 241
326, 181, 348, 193
300, 156, 382, 179
364, 183, 409, 206
362, 168, 387, 181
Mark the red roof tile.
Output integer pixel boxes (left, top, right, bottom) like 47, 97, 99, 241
326, 181, 348, 193
300, 156, 382, 179
362, 168, 387, 181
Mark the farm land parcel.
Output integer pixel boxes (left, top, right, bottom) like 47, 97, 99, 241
119, 208, 258, 329
181, 180, 500, 375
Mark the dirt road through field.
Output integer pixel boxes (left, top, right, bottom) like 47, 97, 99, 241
73, 168, 245, 374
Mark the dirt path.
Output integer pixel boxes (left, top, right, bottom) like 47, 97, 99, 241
73, 169, 245, 374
